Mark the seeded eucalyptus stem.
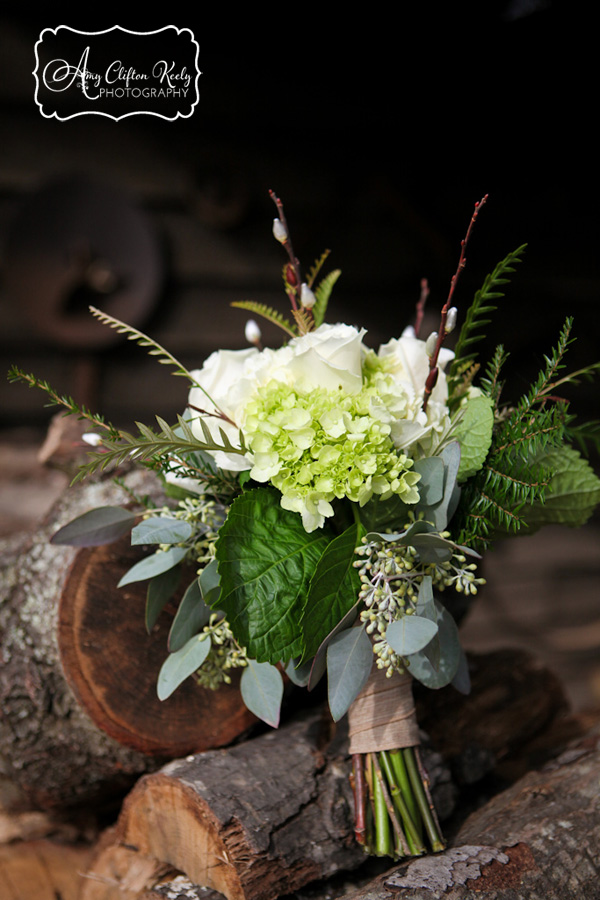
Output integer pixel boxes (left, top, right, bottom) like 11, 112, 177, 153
353, 747, 445, 860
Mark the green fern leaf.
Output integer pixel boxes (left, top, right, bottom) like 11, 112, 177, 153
306, 249, 331, 288
230, 301, 297, 338
312, 269, 341, 328
447, 245, 527, 408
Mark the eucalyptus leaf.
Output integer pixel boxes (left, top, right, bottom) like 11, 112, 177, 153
413, 457, 445, 506
385, 615, 439, 656
156, 633, 211, 700
327, 627, 373, 722
51, 506, 136, 547
168, 578, 212, 652
407, 601, 461, 689
414, 577, 440, 669
285, 658, 313, 687
199, 558, 221, 606
145, 565, 182, 633
415, 442, 461, 531
301, 522, 364, 661
240, 660, 284, 727
215, 489, 330, 664
118, 546, 188, 588
451, 646, 471, 695
308, 601, 360, 691
408, 533, 455, 564
131, 517, 192, 546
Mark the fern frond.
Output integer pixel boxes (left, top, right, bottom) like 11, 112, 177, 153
7, 366, 123, 441
312, 268, 341, 328
292, 307, 314, 335
447, 244, 527, 408
230, 301, 297, 338
88, 306, 196, 382
479, 345, 509, 407
73, 414, 247, 483
306, 249, 331, 289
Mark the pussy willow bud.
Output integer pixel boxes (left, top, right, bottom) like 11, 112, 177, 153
425, 331, 438, 358
82, 432, 102, 446
445, 307, 458, 334
244, 319, 262, 345
300, 283, 316, 309
272, 217, 287, 243
285, 263, 298, 286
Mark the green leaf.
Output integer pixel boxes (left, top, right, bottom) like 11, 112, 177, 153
312, 268, 341, 328
157, 633, 211, 700
199, 558, 221, 605
300, 522, 364, 661
131, 517, 192, 545
215, 489, 330, 664
327, 627, 373, 722
285, 658, 313, 687
416, 442, 461, 531
145, 566, 182, 633
385, 615, 438, 656
51, 506, 136, 547
454, 395, 495, 482
414, 576, 440, 669
168, 578, 212, 652
407, 602, 461, 689
308, 600, 361, 691
519, 444, 600, 531
451, 646, 471, 695
240, 660, 284, 727
118, 546, 188, 587
413, 457, 445, 506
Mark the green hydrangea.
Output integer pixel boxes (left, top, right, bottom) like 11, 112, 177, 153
242, 375, 421, 531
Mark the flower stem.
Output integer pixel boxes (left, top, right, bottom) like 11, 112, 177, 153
370, 754, 391, 857
379, 751, 424, 856
403, 747, 445, 853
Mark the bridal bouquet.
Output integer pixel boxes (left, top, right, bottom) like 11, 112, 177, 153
10, 192, 600, 861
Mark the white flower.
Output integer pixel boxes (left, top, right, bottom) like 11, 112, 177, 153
186, 323, 367, 473
377, 331, 454, 455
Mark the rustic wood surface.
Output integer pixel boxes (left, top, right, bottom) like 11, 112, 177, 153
0, 471, 254, 810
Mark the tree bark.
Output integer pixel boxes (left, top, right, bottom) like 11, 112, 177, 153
77, 649, 574, 900
0, 471, 254, 811
342, 723, 600, 900
0, 838, 93, 900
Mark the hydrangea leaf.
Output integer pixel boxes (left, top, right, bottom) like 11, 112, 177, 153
157, 633, 211, 700
51, 506, 136, 547
215, 489, 330, 664
454, 395, 495, 482
327, 626, 373, 722
131, 517, 192, 545
520, 445, 600, 531
168, 578, 212, 652
300, 522, 364, 661
241, 660, 284, 727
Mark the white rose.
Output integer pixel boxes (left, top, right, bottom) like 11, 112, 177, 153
286, 323, 367, 394
378, 331, 454, 453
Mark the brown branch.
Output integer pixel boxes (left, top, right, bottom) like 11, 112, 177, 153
269, 190, 302, 312
423, 194, 488, 412
414, 278, 429, 339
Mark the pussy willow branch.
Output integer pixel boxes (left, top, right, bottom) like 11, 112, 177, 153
269, 189, 308, 321
414, 278, 429, 339
422, 194, 488, 412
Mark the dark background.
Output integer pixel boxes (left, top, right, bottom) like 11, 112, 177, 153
1, 3, 597, 429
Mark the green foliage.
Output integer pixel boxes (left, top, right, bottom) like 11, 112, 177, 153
447, 245, 527, 409
518, 445, 600, 531
215, 489, 331, 664
157, 634, 211, 701
230, 300, 296, 338
455, 321, 576, 547
89, 306, 197, 382
453, 395, 495, 482
326, 626, 373, 722
312, 268, 341, 328
50, 506, 136, 547
168, 579, 212, 652
7, 365, 123, 442
240, 660, 284, 727
406, 601, 461, 689
131, 517, 192, 545
146, 567, 182, 633
385, 616, 438, 657
300, 522, 364, 661
118, 546, 188, 587
73, 414, 247, 483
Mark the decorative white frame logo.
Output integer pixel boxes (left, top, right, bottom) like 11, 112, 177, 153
34, 25, 201, 121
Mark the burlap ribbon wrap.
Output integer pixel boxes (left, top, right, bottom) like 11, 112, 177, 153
348, 666, 420, 754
